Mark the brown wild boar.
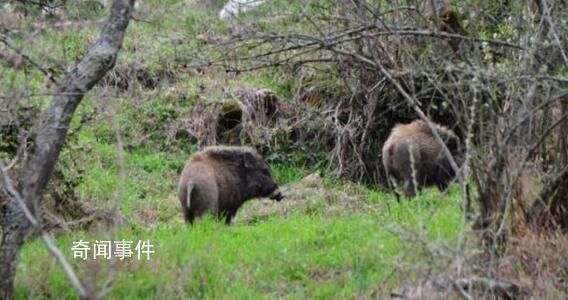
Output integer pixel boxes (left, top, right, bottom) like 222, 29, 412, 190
382, 119, 463, 198
178, 146, 284, 224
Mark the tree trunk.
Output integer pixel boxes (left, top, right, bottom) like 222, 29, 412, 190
0, 1, 135, 298
0, 201, 29, 299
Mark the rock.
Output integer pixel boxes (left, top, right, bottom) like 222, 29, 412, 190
301, 172, 322, 188
219, 0, 265, 20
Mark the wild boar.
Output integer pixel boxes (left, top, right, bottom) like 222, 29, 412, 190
178, 145, 284, 224
382, 119, 463, 198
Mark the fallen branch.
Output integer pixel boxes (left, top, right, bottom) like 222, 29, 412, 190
438, 276, 527, 299
392, 276, 527, 299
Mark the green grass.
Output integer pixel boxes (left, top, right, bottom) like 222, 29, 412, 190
15, 189, 465, 299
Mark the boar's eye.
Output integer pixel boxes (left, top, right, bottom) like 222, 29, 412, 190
261, 168, 270, 175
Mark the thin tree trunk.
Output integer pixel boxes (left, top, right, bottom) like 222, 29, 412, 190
0, 1, 135, 298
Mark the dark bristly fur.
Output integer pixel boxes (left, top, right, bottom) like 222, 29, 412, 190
178, 146, 284, 225
382, 120, 464, 198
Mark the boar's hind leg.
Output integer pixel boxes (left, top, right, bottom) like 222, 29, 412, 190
437, 181, 450, 194
187, 211, 196, 224
223, 209, 238, 225
181, 182, 195, 224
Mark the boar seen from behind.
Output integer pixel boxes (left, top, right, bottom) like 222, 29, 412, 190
382, 119, 463, 198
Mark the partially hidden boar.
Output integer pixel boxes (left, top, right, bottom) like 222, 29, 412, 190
178, 146, 284, 224
382, 119, 463, 198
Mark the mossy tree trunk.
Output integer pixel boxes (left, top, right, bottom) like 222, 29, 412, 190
0, 1, 135, 298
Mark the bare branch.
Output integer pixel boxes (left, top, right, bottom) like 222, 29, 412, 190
98, 108, 127, 299
0, 33, 59, 84
538, 0, 568, 67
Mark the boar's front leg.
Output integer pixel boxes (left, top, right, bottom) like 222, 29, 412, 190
223, 209, 237, 225
404, 180, 417, 198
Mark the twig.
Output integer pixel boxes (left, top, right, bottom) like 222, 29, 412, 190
98, 109, 127, 299
220, 25, 524, 71
503, 94, 568, 145
495, 108, 568, 238
526, 160, 568, 224
0, 35, 59, 84
538, 0, 568, 67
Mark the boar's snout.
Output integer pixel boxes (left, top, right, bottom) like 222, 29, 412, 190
269, 189, 284, 201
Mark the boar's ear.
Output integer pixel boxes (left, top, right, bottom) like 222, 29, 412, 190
241, 152, 256, 169
448, 136, 460, 151
446, 136, 460, 153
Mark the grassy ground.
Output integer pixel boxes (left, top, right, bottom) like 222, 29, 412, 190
3, 0, 470, 298
16, 187, 465, 299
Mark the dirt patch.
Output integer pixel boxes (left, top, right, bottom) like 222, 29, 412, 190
494, 228, 568, 298
176, 86, 335, 167
177, 87, 286, 147
236, 173, 368, 224
100, 63, 177, 90
391, 227, 568, 299
0, 10, 25, 33
135, 205, 159, 227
